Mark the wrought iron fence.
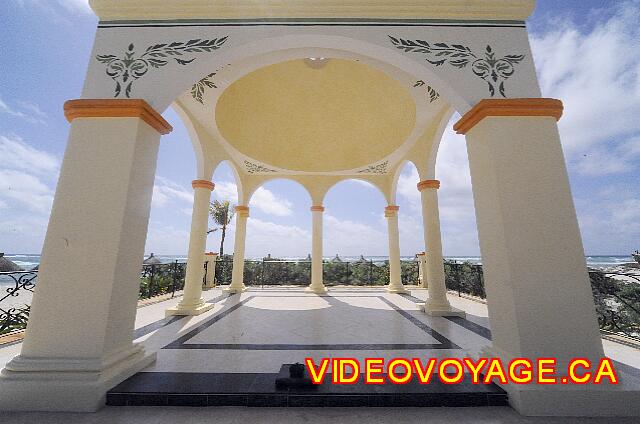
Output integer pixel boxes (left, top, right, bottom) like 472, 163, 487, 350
213, 258, 420, 287
139, 261, 187, 299
2, 259, 638, 341
441, 261, 640, 341
0, 271, 37, 335
444, 261, 486, 298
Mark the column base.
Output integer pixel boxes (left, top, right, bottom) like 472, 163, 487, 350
480, 346, 640, 417
419, 301, 466, 317
223, 284, 247, 293
0, 344, 155, 412
305, 284, 328, 294
202, 283, 216, 291
165, 300, 215, 317
386, 284, 409, 294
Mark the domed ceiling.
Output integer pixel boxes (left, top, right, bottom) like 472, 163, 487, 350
215, 58, 416, 172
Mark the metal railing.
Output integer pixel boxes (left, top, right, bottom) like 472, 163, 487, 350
2, 259, 638, 341
213, 258, 420, 288
0, 270, 37, 335
139, 261, 187, 299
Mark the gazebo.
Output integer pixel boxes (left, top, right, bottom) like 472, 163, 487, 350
0, 0, 635, 417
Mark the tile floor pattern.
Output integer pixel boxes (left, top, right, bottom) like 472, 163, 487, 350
136, 288, 495, 375
1, 286, 639, 420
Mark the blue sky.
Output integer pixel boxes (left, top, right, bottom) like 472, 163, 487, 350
1, 1, 639, 258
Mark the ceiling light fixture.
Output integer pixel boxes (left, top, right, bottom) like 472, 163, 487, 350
304, 57, 330, 69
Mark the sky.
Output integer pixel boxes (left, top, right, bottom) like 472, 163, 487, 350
0, 0, 639, 258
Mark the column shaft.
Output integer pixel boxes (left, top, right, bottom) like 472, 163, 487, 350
0, 105, 167, 411
385, 206, 407, 293
227, 206, 248, 292
307, 206, 327, 293
419, 181, 464, 316
166, 180, 214, 316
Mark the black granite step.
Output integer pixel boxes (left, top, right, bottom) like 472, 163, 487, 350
107, 367, 508, 407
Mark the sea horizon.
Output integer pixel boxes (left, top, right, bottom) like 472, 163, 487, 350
2, 253, 637, 271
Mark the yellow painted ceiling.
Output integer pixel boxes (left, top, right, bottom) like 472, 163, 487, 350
215, 58, 416, 172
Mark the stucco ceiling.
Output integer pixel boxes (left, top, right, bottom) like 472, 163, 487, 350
215, 58, 416, 172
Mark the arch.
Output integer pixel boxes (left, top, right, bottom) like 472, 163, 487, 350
170, 100, 209, 179
147, 34, 471, 114
425, 107, 457, 179
389, 159, 421, 204
245, 176, 313, 207
211, 159, 244, 205
321, 177, 389, 205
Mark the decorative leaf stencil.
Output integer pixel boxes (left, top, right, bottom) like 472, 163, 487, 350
96, 37, 229, 98
390, 37, 525, 97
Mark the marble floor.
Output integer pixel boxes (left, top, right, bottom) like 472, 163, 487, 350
133, 288, 494, 376
1, 286, 639, 421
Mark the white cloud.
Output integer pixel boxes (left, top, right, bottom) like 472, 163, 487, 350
144, 225, 190, 255
0, 98, 46, 125
396, 166, 421, 212
17, 0, 92, 15
0, 135, 58, 174
250, 187, 293, 216
0, 135, 58, 216
324, 214, 387, 256
151, 176, 193, 208
212, 181, 238, 203
530, 2, 640, 175
245, 218, 311, 256
59, 0, 91, 13
0, 169, 55, 214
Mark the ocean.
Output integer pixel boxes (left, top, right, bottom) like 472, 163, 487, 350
1, 254, 637, 310
2, 253, 636, 270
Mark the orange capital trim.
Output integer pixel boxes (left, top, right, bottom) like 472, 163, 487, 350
235, 206, 249, 212
417, 252, 426, 256
384, 205, 399, 217
205, 252, 218, 256
192, 180, 215, 191
310, 205, 325, 212
417, 180, 440, 191
453, 98, 563, 135
64, 99, 173, 135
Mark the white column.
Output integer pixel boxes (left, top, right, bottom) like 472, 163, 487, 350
418, 180, 464, 316
385, 205, 407, 293
306, 205, 328, 293
416, 252, 427, 289
0, 100, 169, 411
459, 99, 620, 416
202, 252, 218, 290
226, 206, 248, 293
166, 180, 215, 316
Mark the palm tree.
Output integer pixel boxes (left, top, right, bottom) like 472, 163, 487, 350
207, 200, 235, 256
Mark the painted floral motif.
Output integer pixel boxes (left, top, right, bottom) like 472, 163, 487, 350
389, 37, 525, 97
357, 161, 389, 175
96, 38, 228, 98
414, 80, 440, 103
244, 160, 277, 174
191, 72, 218, 104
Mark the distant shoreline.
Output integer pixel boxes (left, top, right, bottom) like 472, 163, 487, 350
3, 253, 637, 270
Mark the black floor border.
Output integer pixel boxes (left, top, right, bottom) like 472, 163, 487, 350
397, 292, 493, 341
134, 292, 231, 340
162, 293, 461, 350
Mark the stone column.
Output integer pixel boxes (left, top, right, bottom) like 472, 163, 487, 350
202, 252, 218, 291
166, 180, 215, 316
457, 99, 613, 416
0, 99, 170, 411
385, 205, 407, 293
416, 252, 427, 289
226, 205, 248, 293
306, 205, 328, 293
418, 180, 464, 316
